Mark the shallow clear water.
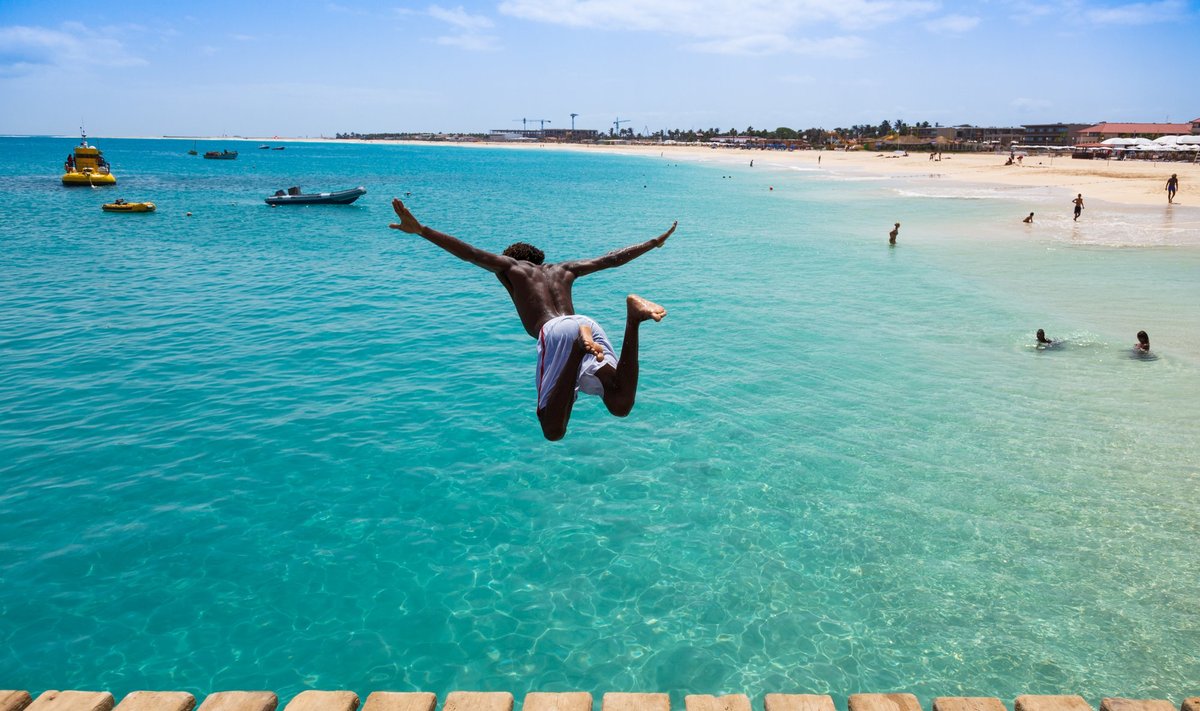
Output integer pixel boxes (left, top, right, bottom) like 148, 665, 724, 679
1, 138, 1198, 704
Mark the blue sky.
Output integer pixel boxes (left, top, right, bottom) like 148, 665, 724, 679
1, 0, 1196, 136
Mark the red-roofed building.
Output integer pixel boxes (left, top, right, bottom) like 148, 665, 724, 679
1077, 122, 1192, 142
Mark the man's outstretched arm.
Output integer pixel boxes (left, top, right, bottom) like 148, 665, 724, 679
563, 221, 677, 277
389, 198, 513, 273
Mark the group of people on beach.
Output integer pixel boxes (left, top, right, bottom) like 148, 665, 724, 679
1017, 173, 1178, 226
1030, 174, 1178, 226
888, 193, 1164, 358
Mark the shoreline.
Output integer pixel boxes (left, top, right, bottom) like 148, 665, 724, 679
38, 133, 1200, 210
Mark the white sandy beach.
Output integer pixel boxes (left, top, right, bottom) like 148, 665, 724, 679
158, 134, 1198, 210
505, 141, 1196, 209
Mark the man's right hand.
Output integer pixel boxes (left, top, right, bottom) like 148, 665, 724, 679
655, 221, 678, 247
389, 198, 423, 234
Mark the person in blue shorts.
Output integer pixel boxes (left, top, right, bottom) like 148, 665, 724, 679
389, 198, 675, 441
1166, 174, 1179, 204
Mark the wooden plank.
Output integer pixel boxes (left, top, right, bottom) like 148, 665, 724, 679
601, 694, 670, 711
1100, 701, 1174, 711
0, 692, 33, 711
1182, 699, 1200, 711
686, 696, 750, 711
522, 693, 592, 711
195, 693, 278, 711
849, 694, 922, 711
765, 695, 835, 711
283, 693, 359, 711
1015, 697, 1092, 711
932, 698, 1005, 711
361, 694, 436, 711
444, 694, 513, 711
28, 692, 115, 711
115, 692, 195, 711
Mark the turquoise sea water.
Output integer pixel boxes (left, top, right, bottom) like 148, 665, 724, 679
1, 138, 1198, 703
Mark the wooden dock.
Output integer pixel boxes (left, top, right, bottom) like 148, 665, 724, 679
3, 690, 1198, 711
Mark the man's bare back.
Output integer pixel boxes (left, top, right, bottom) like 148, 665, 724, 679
390, 198, 674, 337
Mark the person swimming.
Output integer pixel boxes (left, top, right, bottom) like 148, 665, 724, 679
1037, 329, 1053, 345
1135, 330, 1150, 352
889, 222, 900, 244
1023, 212, 1034, 224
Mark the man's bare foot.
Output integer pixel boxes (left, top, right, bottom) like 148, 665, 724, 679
627, 294, 667, 323
579, 324, 605, 362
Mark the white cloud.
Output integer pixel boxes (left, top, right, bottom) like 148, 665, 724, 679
497, 0, 936, 55
0, 23, 145, 75
436, 33, 501, 50
1086, 0, 1185, 24
497, 0, 938, 33
687, 33, 865, 57
426, 5, 499, 51
428, 5, 495, 30
1006, 0, 1186, 25
924, 14, 980, 32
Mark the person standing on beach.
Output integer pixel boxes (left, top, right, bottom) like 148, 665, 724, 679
388, 198, 675, 441
1072, 194, 1085, 221
889, 222, 900, 244
1166, 174, 1179, 204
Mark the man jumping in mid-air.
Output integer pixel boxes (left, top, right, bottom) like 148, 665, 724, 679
389, 198, 676, 441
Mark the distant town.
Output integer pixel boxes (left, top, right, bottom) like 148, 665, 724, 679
336, 116, 1200, 151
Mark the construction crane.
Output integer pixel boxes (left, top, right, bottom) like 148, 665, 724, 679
514, 118, 552, 137
612, 117, 630, 136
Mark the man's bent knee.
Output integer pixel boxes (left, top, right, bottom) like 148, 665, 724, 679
604, 396, 635, 418
538, 412, 568, 441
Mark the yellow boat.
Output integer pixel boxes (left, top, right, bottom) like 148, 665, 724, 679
102, 200, 155, 213
62, 130, 116, 186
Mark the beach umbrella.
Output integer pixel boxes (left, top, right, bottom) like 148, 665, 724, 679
1101, 137, 1134, 146
1153, 135, 1181, 145
1179, 136, 1200, 145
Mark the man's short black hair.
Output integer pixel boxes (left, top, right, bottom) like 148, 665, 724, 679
503, 242, 545, 264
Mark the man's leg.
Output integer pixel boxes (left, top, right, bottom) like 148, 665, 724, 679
537, 334, 588, 441
599, 294, 666, 418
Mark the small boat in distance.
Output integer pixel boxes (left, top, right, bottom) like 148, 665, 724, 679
204, 150, 238, 160
272, 146, 285, 150
62, 129, 116, 186
259, 144, 271, 149
265, 186, 366, 205
102, 199, 155, 212
188, 141, 198, 155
